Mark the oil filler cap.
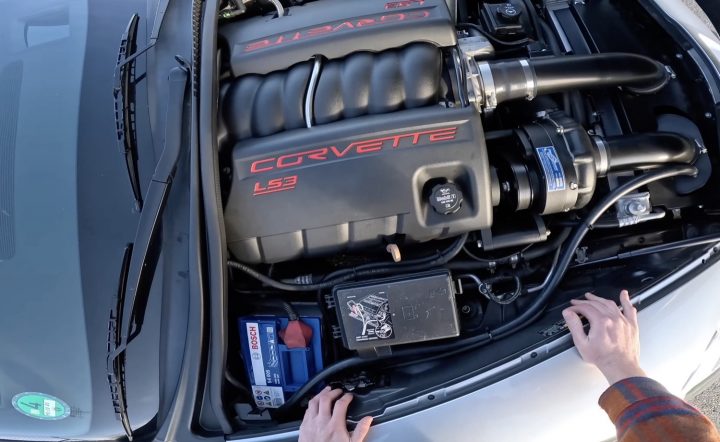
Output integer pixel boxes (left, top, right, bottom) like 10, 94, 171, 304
430, 183, 463, 215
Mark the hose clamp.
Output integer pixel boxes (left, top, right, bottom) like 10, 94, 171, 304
476, 61, 497, 112
519, 59, 537, 101
593, 136, 609, 176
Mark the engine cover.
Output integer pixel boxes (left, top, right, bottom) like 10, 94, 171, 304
224, 107, 494, 263
220, 0, 456, 76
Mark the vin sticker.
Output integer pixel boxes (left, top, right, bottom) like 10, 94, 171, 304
536, 146, 566, 192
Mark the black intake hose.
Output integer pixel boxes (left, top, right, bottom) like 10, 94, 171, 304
474, 53, 669, 110
598, 133, 699, 175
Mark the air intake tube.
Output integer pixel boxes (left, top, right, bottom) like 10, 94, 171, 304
594, 133, 699, 176
468, 53, 670, 112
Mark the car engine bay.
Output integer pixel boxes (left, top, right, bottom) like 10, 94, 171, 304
207, 0, 720, 430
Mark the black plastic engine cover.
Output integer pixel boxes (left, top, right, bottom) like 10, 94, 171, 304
222, 43, 443, 140
224, 107, 494, 263
220, 0, 456, 76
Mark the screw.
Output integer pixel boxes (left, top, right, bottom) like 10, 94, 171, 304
461, 305, 472, 314
501, 181, 511, 193
476, 240, 483, 249
569, 182, 578, 190
705, 112, 713, 119
626, 200, 648, 216
675, 53, 683, 59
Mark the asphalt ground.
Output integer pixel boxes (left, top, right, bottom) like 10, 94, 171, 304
690, 379, 720, 430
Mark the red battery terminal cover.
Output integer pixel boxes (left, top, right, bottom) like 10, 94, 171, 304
279, 319, 313, 348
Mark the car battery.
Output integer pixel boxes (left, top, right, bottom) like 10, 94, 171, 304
239, 309, 323, 409
333, 270, 459, 354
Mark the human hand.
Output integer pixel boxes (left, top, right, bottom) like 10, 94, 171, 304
298, 387, 373, 442
562, 290, 646, 385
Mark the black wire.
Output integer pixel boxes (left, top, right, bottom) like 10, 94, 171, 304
484, 275, 522, 305
323, 233, 469, 282
462, 244, 532, 263
228, 234, 469, 292
228, 260, 358, 291
246, 298, 300, 320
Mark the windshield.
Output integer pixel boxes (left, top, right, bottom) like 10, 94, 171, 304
0, 1, 161, 440
0, 1, 93, 439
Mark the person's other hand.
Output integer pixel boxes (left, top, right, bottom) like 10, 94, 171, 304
298, 387, 373, 442
562, 290, 647, 385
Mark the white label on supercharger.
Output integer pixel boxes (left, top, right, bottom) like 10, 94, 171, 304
245, 322, 266, 386
251, 385, 285, 408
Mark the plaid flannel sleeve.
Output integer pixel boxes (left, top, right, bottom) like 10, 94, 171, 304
599, 377, 720, 442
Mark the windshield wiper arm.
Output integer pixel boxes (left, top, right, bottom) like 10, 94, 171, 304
107, 61, 188, 441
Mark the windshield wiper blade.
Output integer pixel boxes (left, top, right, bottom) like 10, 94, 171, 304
114, 14, 143, 211
107, 245, 134, 440
107, 62, 188, 441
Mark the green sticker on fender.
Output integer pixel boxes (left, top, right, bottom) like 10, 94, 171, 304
12, 392, 71, 420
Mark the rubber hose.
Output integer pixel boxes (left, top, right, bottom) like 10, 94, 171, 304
531, 53, 669, 95
485, 53, 669, 106
602, 133, 698, 174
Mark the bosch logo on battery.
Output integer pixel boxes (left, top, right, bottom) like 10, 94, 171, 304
248, 326, 259, 350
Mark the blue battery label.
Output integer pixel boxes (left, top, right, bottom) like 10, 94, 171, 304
536, 146, 566, 192
244, 321, 285, 407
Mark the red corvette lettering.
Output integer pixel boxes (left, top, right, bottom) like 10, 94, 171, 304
307, 25, 333, 37
428, 127, 458, 142
243, 10, 431, 52
353, 138, 385, 154
249, 126, 458, 174
250, 157, 275, 173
